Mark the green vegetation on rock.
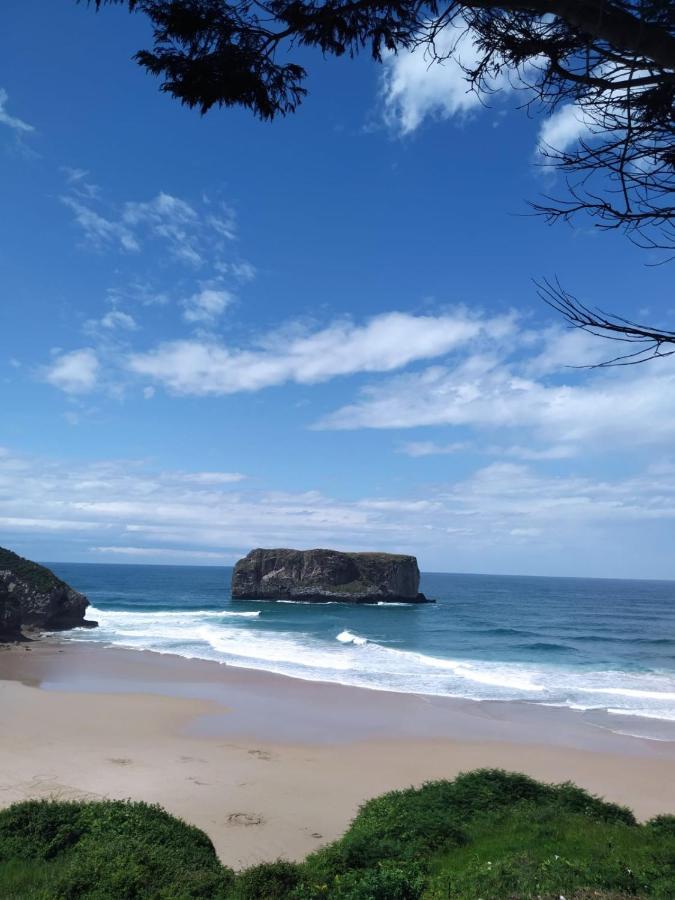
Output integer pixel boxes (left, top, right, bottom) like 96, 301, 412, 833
0, 547, 64, 594
1, 770, 673, 899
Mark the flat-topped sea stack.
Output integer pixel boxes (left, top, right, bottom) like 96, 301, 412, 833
231, 548, 430, 603
0, 546, 97, 641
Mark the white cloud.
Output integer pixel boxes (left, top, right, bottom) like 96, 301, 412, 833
183, 288, 234, 324
1, 448, 675, 577
230, 261, 257, 282
100, 310, 137, 331
44, 349, 100, 395
522, 326, 612, 375
538, 103, 594, 154
62, 188, 236, 266
379, 26, 597, 163
83, 310, 138, 336
91, 546, 230, 560
62, 197, 139, 253
0, 88, 34, 133
381, 24, 511, 134
495, 444, 578, 461
123, 192, 197, 228
61, 167, 100, 199
122, 192, 204, 265
0, 452, 401, 558
315, 332, 675, 452
0, 516, 102, 532
398, 440, 469, 457
170, 471, 247, 485
128, 311, 513, 395
400, 439, 575, 460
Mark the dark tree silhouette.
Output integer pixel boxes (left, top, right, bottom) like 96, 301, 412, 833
87, 0, 674, 360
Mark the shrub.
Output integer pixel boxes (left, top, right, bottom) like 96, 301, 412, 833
304, 768, 634, 883
325, 861, 425, 899
0, 799, 234, 899
647, 814, 675, 837
230, 860, 302, 898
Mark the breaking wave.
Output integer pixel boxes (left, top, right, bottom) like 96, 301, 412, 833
64, 604, 675, 723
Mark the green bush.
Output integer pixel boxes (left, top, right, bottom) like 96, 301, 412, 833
647, 814, 675, 837
303, 768, 634, 884
230, 860, 302, 898
320, 861, 425, 899
0, 799, 234, 899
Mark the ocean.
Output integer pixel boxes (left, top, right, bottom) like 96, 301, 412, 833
48, 563, 675, 725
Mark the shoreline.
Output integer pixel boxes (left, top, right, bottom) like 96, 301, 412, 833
49, 629, 675, 744
2, 639, 675, 868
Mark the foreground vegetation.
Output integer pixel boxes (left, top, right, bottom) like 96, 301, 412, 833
1, 770, 673, 898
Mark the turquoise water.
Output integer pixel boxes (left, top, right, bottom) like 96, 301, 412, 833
48, 563, 675, 723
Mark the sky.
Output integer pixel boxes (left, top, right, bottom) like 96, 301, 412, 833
1, 0, 674, 578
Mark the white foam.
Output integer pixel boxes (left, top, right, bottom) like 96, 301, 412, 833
224, 611, 261, 618
577, 686, 675, 701
87, 605, 259, 619
375, 602, 415, 607
606, 707, 675, 722
276, 599, 337, 605
69, 606, 675, 723
336, 630, 368, 646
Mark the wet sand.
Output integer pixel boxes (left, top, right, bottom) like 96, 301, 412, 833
2, 640, 675, 869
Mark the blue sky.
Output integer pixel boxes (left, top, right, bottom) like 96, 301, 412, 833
2, 0, 675, 577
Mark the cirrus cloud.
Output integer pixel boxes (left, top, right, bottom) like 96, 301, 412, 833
0, 88, 34, 133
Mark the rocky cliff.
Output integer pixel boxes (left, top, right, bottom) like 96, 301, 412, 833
231, 548, 429, 603
0, 547, 96, 641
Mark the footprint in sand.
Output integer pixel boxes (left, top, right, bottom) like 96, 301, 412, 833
247, 749, 272, 761
227, 812, 264, 827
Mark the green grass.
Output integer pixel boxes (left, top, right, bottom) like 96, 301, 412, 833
0, 547, 65, 593
1, 771, 673, 899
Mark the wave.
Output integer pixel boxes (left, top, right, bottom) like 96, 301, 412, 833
571, 634, 675, 646
88, 605, 260, 619
66, 605, 675, 723
336, 630, 368, 646
577, 686, 675, 701
276, 599, 337, 605
373, 601, 418, 607
516, 641, 578, 653
480, 627, 536, 638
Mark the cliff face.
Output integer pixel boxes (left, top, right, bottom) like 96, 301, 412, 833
231, 548, 429, 603
0, 547, 96, 641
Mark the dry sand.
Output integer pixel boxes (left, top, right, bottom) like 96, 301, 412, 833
1, 640, 675, 869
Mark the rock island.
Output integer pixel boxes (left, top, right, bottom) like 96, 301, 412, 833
231, 547, 430, 603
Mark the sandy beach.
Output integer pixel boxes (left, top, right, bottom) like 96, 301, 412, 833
2, 639, 675, 870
